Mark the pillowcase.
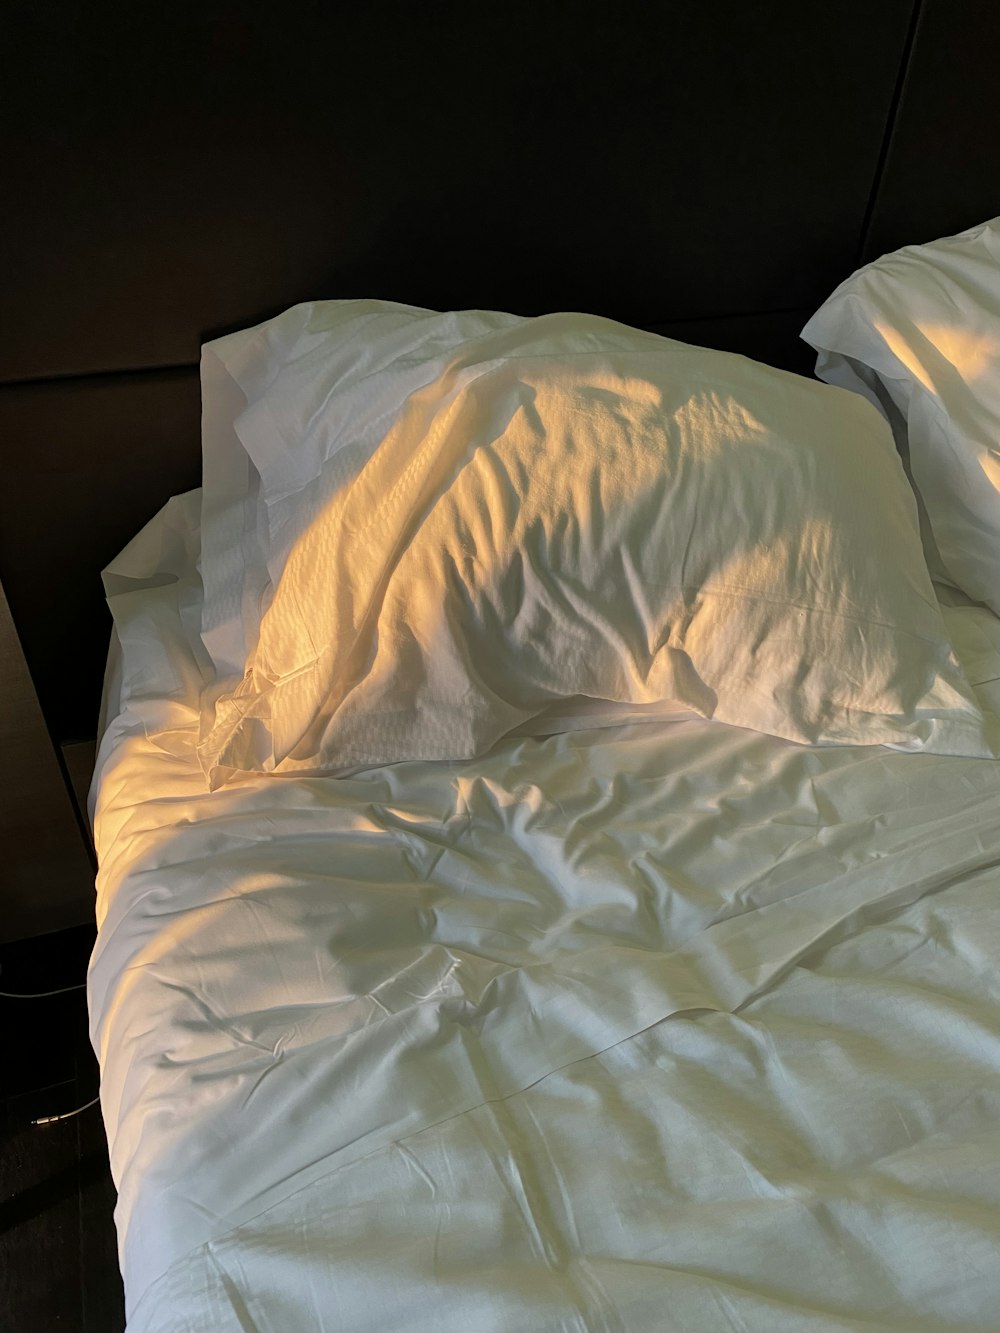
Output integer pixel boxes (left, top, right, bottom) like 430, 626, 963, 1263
801, 217, 1000, 614
199, 344, 271, 678
195, 311, 993, 786
197, 301, 528, 679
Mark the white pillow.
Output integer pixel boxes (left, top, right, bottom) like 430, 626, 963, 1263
801, 218, 1000, 614
198, 345, 271, 678
197, 301, 527, 678
195, 312, 993, 786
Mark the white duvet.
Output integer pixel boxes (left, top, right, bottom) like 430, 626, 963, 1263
91, 491, 1000, 1330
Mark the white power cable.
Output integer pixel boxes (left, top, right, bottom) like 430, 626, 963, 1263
32, 1095, 101, 1126
1, 966, 97, 1124
0, 981, 87, 998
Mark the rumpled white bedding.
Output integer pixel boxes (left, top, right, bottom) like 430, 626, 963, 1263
91, 491, 1000, 1330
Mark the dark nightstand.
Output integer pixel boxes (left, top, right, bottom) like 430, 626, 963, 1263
0, 578, 96, 944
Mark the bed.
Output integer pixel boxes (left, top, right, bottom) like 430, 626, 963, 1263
84, 220, 1000, 1330
3, 5, 1000, 1328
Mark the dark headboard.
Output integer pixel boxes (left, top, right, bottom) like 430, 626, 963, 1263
2, 0, 998, 748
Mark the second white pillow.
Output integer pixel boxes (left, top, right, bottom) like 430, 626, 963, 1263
802, 218, 1000, 613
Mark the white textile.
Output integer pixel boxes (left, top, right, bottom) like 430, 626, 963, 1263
92, 493, 1000, 1330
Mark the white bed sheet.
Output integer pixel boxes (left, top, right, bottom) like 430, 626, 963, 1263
91, 492, 1000, 1330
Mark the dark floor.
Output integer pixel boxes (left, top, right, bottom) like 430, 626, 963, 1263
0, 925, 125, 1332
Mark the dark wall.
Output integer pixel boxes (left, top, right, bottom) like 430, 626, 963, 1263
863, 0, 1000, 262
2, 0, 916, 381
1, 0, 997, 743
